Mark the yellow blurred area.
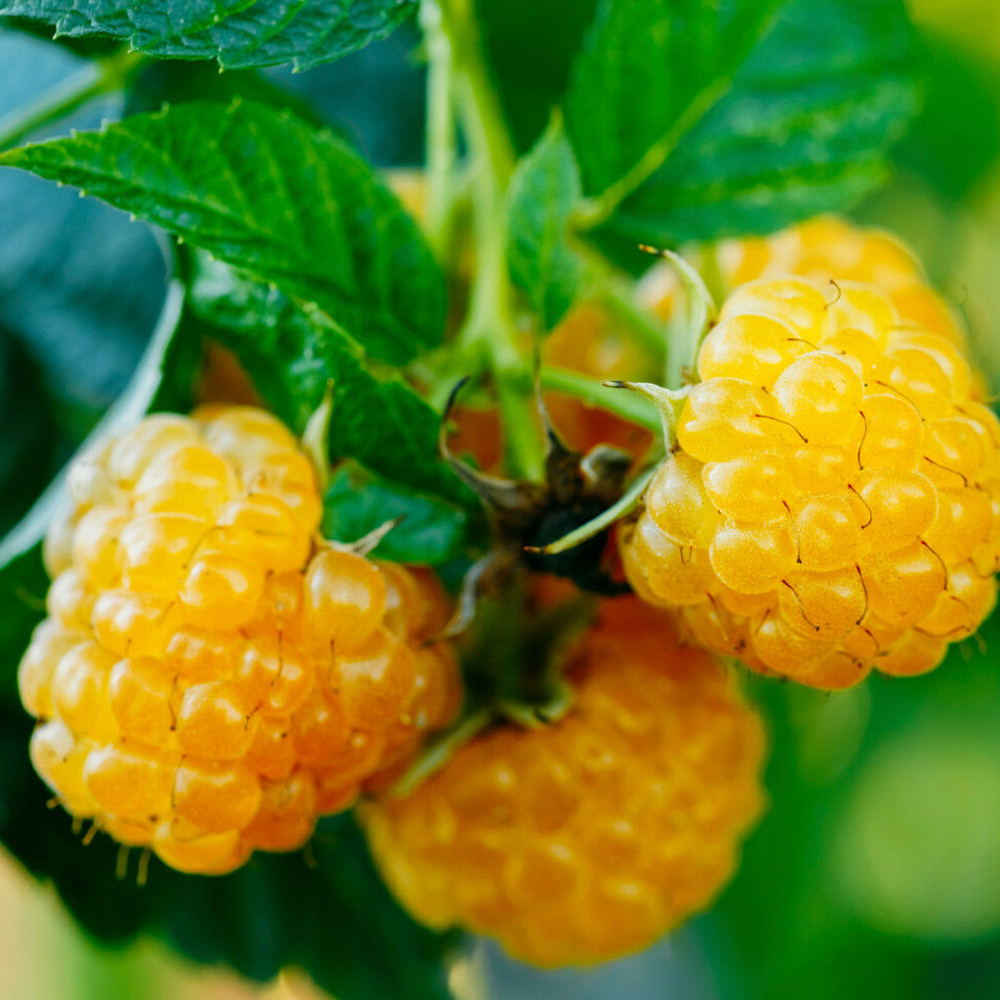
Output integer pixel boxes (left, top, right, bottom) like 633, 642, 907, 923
909, 0, 1000, 60
0, 848, 326, 1000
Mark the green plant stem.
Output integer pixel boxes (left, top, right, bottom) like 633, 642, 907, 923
392, 708, 494, 796
420, 0, 458, 260
538, 366, 662, 432
651, 248, 716, 389
0, 46, 145, 151
434, 0, 543, 481
525, 465, 655, 556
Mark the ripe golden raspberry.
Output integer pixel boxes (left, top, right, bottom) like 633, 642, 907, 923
359, 597, 766, 968
20, 405, 460, 874
621, 271, 1000, 688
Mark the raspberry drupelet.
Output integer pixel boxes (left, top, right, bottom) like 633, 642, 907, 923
20, 405, 460, 874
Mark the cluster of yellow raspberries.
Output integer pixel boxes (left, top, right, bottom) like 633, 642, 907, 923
16, 216, 999, 968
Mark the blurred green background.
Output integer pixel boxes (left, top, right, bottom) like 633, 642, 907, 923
4, 0, 1000, 997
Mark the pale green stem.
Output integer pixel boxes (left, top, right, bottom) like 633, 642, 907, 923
653, 247, 716, 390
524, 465, 655, 556
420, 0, 458, 260
438, 0, 543, 480
301, 380, 335, 491
391, 708, 493, 796
538, 366, 662, 433
0, 46, 144, 151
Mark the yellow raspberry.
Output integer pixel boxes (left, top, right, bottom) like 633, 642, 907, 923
621, 271, 1000, 689
19, 405, 460, 874
359, 597, 766, 968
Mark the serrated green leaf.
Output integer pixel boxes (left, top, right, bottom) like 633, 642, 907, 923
190, 253, 474, 508
0, 100, 446, 365
507, 115, 584, 330
0, 0, 417, 71
567, 0, 920, 243
324, 462, 474, 565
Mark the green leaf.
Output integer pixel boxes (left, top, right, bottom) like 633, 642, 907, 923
0, 0, 417, 71
477, 0, 598, 153
0, 545, 49, 701
324, 462, 475, 565
0, 329, 59, 536
567, 0, 921, 242
507, 115, 584, 330
892, 32, 1000, 204
0, 100, 446, 365
566, 0, 731, 197
190, 253, 474, 508
154, 817, 458, 1000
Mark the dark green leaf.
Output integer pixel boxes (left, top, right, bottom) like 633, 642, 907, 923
476, 0, 598, 153
0, 32, 172, 413
123, 60, 331, 127
0, 329, 59, 535
0, 0, 417, 71
567, 0, 920, 243
566, 0, 732, 197
0, 100, 446, 364
507, 115, 583, 330
0, 545, 49, 701
892, 32, 1000, 203
153, 817, 458, 1000
268, 22, 428, 168
324, 462, 474, 565
190, 253, 473, 508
